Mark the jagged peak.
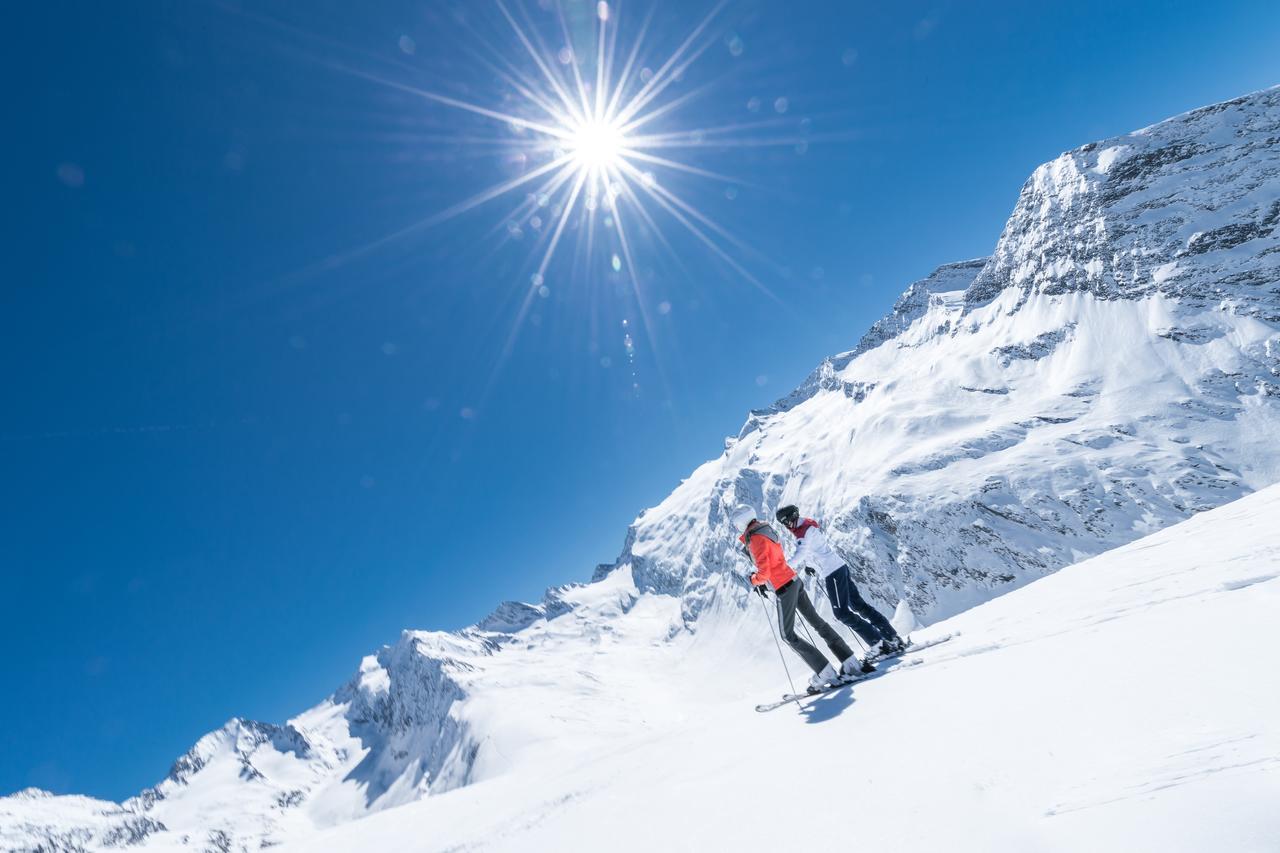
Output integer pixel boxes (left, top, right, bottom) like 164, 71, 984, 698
162, 718, 312, 787
729, 257, 989, 447
332, 629, 495, 722
8, 787, 55, 800
473, 582, 596, 628
476, 600, 545, 633
964, 85, 1280, 309
1130, 83, 1279, 136
849, 258, 989, 359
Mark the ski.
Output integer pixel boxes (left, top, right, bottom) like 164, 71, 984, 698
865, 632, 955, 664
756, 678, 860, 712
754, 633, 956, 713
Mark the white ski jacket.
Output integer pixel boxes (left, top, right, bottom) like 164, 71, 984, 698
787, 519, 848, 579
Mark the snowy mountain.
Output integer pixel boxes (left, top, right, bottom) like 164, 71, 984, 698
616, 85, 1280, 628
5, 86, 1279, 852
288, 479, 1280, 853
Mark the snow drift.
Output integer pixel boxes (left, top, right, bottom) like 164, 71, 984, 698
4, 86, 1279, 852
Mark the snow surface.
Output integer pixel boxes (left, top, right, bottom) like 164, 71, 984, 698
284, 483, 1280, 852
4, 86, 1280, 852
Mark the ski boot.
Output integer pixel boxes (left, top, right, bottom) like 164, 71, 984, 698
840, 656, 873, 681
807, 663, 840, 694
879, 636, 908, 657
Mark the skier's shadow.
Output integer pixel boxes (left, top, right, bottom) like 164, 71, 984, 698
798, 687, 856, 723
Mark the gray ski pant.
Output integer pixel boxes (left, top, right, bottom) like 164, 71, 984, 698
775, 578, 854, 675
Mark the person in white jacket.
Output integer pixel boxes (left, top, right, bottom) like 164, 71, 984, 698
775, 505, 907, 660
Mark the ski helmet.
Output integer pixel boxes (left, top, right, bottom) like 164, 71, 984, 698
730, 504, 757, 532
776, 505, 800, 528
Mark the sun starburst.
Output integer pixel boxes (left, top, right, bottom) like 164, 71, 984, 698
274, 0, 829, 385
459, 0, 787, 324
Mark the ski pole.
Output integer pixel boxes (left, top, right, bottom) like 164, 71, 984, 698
797, 618, 825, 657
754, 585, 799, 699
794, 581, 836, 661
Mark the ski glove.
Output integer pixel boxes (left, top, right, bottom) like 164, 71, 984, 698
754, 584, 769, 598
803, 567, 817, 577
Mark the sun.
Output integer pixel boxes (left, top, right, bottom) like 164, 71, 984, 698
305, 0, 816, 372
315, 0, 791, 303
568, 119, 626, 171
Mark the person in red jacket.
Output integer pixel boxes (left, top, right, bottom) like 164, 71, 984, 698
776, 504, 907, 660
731, 505, 870, 692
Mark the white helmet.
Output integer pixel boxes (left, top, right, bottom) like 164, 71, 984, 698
729, 504, 758, 532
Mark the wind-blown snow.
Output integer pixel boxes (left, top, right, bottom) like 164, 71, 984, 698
4, 86, 1279, 852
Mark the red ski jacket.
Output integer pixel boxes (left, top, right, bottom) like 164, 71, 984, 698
740, 521, 797, 591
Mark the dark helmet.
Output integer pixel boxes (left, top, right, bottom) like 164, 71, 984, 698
775, 505, 800, 528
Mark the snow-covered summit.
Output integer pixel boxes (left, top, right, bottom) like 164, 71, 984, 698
725, 258, 990, 438
967, 86, 1280, 313
4, 86, 1279, 852
854, 257, 990, 357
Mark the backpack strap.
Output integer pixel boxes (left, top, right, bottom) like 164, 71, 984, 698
743, 521, 779, 547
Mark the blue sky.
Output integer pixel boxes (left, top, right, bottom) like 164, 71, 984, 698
5, 0, 1278, 801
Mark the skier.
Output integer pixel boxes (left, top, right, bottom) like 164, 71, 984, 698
775, 504, 907, 661
730, 505, 871, 693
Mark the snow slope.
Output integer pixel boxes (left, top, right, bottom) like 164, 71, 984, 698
4, 86, 1279, 851
284, 481, 1280, 853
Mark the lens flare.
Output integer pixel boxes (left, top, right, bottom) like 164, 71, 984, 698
302, 1, 815, 296
273, 0, 837, 380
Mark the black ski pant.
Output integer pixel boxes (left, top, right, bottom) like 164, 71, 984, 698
775, 578, 854, 675
823, 564, 900, 647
